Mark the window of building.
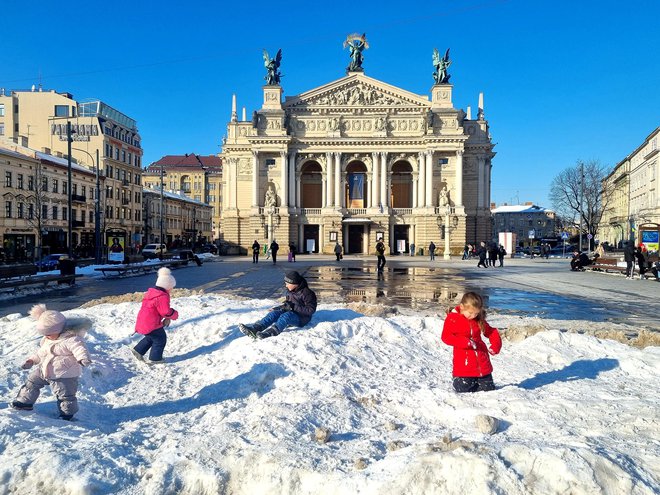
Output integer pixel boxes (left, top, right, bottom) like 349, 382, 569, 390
28, 203, 34, 219
52, 205, 58, 219
54, 105, 69, 117
122, 150, 126, 163
115, 148, 119, 160
42, 205, 48, 219
0, 103, 4, 116
41, 176, 48, 191
5, 171, 11, 187
52, 178, 58, 193
0, 124, 4, 136
14, 123, 18, 132
5, 201, 11, 218
17, 174, 23, 189
62, 181, 67, 194
105, 205, 113, 219
17, 202, 24, 218
89, 211, 93, 223
81, 186, 86, 197
72, 183, 77, 195
62, 207, 67, 221
106, 186, 113, 199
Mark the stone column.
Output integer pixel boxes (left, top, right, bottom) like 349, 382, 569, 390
477, 157, 485, 208
296, 166, 302, 208
288, 151, 297, 208
484, 158, 491, 208
334, 152, 341, 208
426, 151, 433, 207
412, 172, 418, 208
455, 150, 464, 206
230, 158, 237, 208
252, 151, 259, 207
324, 152, 332, 207
380, 152, 388, 207
372, 152, 380, 207
280, 151, 288, 208
418, 152, 426, 207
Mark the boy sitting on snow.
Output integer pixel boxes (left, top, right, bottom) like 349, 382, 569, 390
239, 270, 317, 339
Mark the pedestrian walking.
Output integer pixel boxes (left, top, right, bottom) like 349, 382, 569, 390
334, 242, 343, 261
376, 239, 386, 272
12, 304, 92, 420
441, 292, 502, 393
288, 242, 297, 262
488, 242, 498, 267
410, 242, 416, 257
429, 241, 436, 261
623, 241, 636, 279
635, 245, 648, 280
239, 270, 317, 339
498, 244, 506, 267
252, 240, 260, 263
270, 240, 279, 264
132, 267, 179, 364
462, 244, 470, 260
476, 242, 488, 268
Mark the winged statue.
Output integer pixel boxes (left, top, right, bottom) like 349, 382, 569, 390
432, 47, 452, 84
263, 48, 282, 86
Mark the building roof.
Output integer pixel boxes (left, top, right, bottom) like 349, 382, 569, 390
491, 204, 551, 214
142, 187, 211, 207
149, 154, 222, 170
0, 141, 93, 175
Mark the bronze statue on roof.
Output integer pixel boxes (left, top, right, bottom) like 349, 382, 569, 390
263, 49, 282, 86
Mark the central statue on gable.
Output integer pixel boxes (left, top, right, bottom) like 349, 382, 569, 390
343, 33, 369, 72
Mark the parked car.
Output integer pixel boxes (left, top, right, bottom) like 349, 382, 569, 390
201, 243, 218, 254
172, 249, 202, 266
141, 244, 167, 259
35, 254, 67, 271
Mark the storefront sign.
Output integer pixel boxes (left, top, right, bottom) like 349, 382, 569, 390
51, 124, 99, 142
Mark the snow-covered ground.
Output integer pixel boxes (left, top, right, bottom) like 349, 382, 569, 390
0, 294, 658, 494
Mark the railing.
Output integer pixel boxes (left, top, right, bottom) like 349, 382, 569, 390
71, 194, 86, 202
392, 208, 413, 215
258, 207, 280, 215
346, 208, 367, 216
300, 208, 321, 216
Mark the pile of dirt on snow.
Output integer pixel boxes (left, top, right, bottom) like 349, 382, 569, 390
79, 288, 201, 308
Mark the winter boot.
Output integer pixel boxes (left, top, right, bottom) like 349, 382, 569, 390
130, 348, 145, 362
256, 324, 281, 340
239, 323, 264, 338
11, 401, 33, 411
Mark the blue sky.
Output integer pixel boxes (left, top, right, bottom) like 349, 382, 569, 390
2, 0, 659, 207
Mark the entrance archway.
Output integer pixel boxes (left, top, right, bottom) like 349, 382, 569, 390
345, 161, 368, 208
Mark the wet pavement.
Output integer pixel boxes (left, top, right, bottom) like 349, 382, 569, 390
1, 255, 658, 331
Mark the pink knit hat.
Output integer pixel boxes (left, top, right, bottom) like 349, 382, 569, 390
30, 304, 66, 336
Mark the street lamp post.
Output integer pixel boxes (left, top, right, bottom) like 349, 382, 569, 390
66, 122, 73, 257
159, 166, 165, 256
72, 147, 101, 263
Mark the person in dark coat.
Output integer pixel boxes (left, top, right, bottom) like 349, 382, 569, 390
289, 242, 297, 262
634, 246, 648, 279
270, 240, 279, 264
476, 242, 488, 268
497, 244, 506, 267
252, 240, 260, 264
623, 242, 636, 278
429, 241, 436, 261
488, 242, 498, 267
334, 242, 343, 261
239, 270, 317, 339
375, 240, 386, 271
570, 250, 591, 271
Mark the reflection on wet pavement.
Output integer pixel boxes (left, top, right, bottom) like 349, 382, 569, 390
307, 265, 622, 322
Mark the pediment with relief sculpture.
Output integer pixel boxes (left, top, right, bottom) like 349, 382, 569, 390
284, 73, 430, 110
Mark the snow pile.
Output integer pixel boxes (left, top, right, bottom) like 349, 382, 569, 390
0, 295, 658, 494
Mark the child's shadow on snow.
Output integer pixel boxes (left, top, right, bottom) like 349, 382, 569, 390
168, 327, 241, 363
100, 362, 288, 427
517, 358, 619, 390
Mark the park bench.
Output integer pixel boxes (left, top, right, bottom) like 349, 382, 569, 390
586, 257, 628, 274
0, 264, 38, 279
0, 273, 80, 290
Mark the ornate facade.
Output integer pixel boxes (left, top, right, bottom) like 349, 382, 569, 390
221, 70, 495, 255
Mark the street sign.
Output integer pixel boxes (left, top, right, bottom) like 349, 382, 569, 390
528, 230, 535, 239
561, 232, 569, 240
587, 234, 593, 239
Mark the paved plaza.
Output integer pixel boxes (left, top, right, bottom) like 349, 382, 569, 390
1, 254, 658, 332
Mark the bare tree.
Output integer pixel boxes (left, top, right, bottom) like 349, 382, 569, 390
549, 159, 613, 250
24, 160, 49, 260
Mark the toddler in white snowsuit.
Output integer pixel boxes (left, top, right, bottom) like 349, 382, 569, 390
12, 304, 92, 420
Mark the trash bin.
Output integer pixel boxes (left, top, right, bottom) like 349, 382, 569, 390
58, 256, 76, 285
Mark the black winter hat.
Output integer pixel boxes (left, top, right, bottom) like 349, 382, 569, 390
284, 270, 303, 285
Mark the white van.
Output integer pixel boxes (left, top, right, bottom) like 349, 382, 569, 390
142, 243, 167, 259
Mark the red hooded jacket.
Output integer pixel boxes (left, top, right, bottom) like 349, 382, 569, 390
135, 287, 179, 335
441, 306, 502, 377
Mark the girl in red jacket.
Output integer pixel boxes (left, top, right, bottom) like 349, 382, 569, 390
132, 267, 179, 364
441, 292, 502, 393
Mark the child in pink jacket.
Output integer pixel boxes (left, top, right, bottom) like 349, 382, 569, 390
12, 304, 92, 420
132, 267, 179, 364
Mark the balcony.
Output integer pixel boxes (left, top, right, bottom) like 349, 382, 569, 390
391, 208, 413, 215
122, 198, 130, 205
72, 220, 85, 228
346, 208, 367, 216
122, 179, 130, 187
300, 208, 321, 216
71, 194, 87, 203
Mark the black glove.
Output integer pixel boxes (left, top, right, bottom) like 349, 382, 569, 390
273, 301, 294, 312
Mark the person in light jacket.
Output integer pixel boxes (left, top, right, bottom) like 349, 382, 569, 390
12, 304, 92, 420
132, 267, 179, 364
